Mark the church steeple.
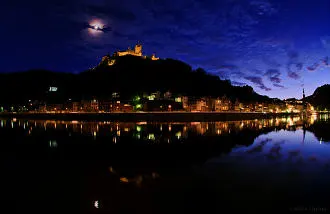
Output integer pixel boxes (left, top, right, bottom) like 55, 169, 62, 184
303, 88, 305, 100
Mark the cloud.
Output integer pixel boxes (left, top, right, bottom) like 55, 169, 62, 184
287, 50, 299, 60
287, 63, 302, 79
285, 49, 303, 80
262, 56, 281, 68
218, 64, 238, 70
264, 69, 281, 84
306, 56, 330, 72
296, 63, 303, 71
231, 81, 247, 86
322, 57, 329, 66
244, 76, 271, 91
287, 71, 300, 80
85, 5, 137, 22
273, 83, 285, 88
321, 36, 330, 49
307, 63, 320, 72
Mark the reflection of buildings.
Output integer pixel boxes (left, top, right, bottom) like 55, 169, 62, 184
3, 115, 321, 143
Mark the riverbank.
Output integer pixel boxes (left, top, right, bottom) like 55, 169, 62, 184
0, 112, 300, 122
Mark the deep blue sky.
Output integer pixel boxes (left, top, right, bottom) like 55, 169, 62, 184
1, 0, 330, 99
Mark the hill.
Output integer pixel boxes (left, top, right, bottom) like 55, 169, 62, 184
306, 84, 330, 110
85, 55, 272, 101
0, 55, 272, 105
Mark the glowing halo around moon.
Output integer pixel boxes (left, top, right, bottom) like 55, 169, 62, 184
88, 19, 105, 36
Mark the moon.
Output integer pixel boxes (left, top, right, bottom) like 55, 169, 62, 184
88, 19, 105, 35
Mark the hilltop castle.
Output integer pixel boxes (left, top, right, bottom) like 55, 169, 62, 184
100, 42, 159, 67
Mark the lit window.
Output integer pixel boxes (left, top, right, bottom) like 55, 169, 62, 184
148, 133, 155, 140
49, 87, 58, 92
175, 97, 182, 102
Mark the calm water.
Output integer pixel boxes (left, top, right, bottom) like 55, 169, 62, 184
2, 114, 330, 213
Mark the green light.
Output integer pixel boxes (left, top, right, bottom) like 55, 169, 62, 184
0, 107, 3, 112
136, 125, 142, 132
136, 104, 142, 109
147, 94, 156, 101
133, 96, 141, 101
148, 133, 155, 140
136, 133, 141, 139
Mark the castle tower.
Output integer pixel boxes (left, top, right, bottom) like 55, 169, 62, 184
134, 42, 142, 56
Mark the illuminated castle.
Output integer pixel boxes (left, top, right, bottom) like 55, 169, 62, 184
115, 43, 143, 57
100, 42, 159, 67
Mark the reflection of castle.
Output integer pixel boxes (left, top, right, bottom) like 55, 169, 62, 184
100, 42, 159, 67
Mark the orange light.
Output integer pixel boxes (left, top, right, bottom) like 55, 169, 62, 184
120, 177, 129, 183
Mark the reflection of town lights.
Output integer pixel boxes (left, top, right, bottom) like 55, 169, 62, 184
113, 136, 117, 143
169, 125, 172, 131
49, 140, 58, 148
175, 131, 182, 139
94, 200, 99, 209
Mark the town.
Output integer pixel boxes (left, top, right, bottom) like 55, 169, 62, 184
0, 43, 319, 115
0, 88, 315, 114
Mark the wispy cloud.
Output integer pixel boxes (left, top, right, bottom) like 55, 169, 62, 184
244, 76, 271, 91
273, 83, 285, 88
264, 69, 281, 84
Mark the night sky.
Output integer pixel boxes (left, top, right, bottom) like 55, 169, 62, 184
1, 0, 330, 99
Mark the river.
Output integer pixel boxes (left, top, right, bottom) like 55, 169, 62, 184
2, 114, 330, 213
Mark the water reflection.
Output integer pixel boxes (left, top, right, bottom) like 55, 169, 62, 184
0, 115, 319, 142
2, 114, 330, 213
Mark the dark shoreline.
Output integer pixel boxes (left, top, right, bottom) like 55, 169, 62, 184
0, 112, 300, 122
